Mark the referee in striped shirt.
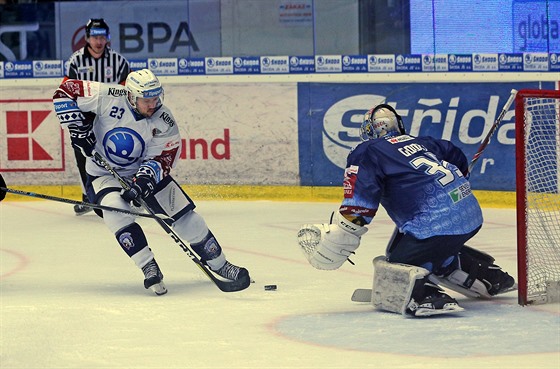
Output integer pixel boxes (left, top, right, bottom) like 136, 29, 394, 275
63, 18, 130, 215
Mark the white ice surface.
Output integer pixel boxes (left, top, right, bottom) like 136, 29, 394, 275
1, 200, 559, 369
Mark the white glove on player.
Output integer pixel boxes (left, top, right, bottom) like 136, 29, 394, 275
298, 211, 368, 270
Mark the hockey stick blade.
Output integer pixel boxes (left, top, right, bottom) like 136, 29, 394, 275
351, 288, 372, 303
0, 174, 170, 220
202, 265, 251, 292
93, 152, 250, 293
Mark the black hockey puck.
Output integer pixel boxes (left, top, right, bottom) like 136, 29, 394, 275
264, 285, 277, 291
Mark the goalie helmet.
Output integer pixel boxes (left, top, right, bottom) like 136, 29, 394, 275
360, 104, 405, 141
85, 18, 110, 39
125, 69, 164, 114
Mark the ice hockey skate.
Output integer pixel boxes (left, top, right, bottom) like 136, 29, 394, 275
484, 267, 516, 295
405, 283, 464, 317
214, 261, 249, 281
142, 259, 167, 295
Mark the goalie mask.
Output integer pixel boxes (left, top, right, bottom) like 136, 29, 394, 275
125, 69, 164, 116
360, 104, 405, 141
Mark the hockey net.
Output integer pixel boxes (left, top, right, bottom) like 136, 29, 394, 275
516, 89, 560, 305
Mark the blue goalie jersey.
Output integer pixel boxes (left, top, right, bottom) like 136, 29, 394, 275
340, 134, 483, 239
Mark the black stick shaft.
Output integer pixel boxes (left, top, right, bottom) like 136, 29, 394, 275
0, 185, 164, 220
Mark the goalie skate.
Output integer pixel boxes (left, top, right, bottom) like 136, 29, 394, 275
405, 285, 464, 317
351, 286, 464, 316
410, 302, 464, 317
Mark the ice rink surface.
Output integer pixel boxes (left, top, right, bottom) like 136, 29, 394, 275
1, 199, 559, 369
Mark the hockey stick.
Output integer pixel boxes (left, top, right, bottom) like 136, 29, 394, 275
92, 152, 250, 293
468, 89, 518, 174
0, 173, 168, 221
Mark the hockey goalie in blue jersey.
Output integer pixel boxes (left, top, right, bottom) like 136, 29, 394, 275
53, 69, 249, 295
298, 103, 515, 317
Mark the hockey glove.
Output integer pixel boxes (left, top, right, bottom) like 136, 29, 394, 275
68, 124, 96, 157
298, 211, 368, 270
121, 176, 156, 207
120, 161, 162, 206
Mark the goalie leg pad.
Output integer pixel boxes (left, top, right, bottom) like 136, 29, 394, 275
371, 256, 430, 315
434, 245, 516, 298
430, 271, 492, 299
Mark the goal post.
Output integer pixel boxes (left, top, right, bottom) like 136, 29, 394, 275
515, 88, 560, 305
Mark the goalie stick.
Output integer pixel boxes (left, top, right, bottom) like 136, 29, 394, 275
0, 173, 169, 221
351, 89, 519, 303
468, 89, 518, 174
92, 152, 251, 293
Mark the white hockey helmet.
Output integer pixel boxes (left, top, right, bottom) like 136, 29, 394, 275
360, 104, 405, 141
125, 69, 164, 113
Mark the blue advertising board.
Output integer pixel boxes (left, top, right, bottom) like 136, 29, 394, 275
297, 82, 556, 191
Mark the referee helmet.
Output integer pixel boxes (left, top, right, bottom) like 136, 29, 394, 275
86, 18, 110, 39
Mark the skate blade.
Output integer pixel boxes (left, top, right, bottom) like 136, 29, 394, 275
494, 283, 518, 295
149, 282, 168, 296
413, 304, 464, 317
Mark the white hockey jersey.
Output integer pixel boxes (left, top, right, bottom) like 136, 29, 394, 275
53, 80, 181, 178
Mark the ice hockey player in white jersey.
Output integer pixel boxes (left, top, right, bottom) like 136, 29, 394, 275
53, 69, 249, 295
298, 103, 515, 317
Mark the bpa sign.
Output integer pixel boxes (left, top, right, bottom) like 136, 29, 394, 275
120, 22, 199, 54
59, 1, 222, 59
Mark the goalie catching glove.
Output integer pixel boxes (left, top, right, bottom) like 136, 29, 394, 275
298, 211, 368, 270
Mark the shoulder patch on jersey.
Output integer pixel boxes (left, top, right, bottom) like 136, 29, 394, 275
387, 135, 413, 144
343, 165, 359, 198
107, 87, 127, 97
159, 111, 175, 127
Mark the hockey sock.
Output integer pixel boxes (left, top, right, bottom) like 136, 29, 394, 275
190, 231, 225, 269
115, 222, 149, 258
